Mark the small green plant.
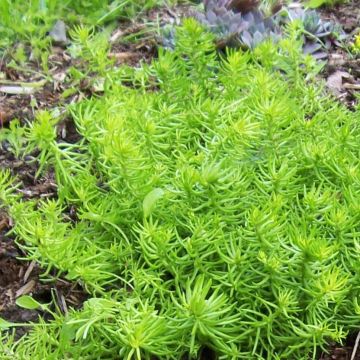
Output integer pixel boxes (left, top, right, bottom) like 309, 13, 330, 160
1, 19, 360, 359
0, 120, 26, 158
351, 33, 360, 54
68, 25, 113, 76
0, 0, 168, 59
306, 0, 348, 9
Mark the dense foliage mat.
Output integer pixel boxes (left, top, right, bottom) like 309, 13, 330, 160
1, 20, 360, 359
0, 0, 166, 56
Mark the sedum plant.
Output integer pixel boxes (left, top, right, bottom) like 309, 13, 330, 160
1, 19, 360, 359
351, 33, 360, 54
306, 0, 350, 9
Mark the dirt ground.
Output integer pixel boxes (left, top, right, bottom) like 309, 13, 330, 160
321, 0, 360, 107
0, 2, 359, 358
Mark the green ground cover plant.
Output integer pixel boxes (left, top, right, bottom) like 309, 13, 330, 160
1, 19, 360, 359
306, 0, 350, 9
0, 0, 170, 58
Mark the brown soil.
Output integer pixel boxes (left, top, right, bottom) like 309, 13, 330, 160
320, 347, 360, 360
321, 0, 360, 34
320, 333, 360, 360
320, 0, 360, 107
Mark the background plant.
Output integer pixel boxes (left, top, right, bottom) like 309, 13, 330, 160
189, 0, 344, 56
306, 0, 350, 9
0, 0, 173, 59
1, 19, 360, 359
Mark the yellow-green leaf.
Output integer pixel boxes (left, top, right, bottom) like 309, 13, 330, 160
143, 188, 164, 218
16, 295, 42, 310
0, 318, 15, 329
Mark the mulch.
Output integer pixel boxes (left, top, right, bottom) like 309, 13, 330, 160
321, 0, 360, 108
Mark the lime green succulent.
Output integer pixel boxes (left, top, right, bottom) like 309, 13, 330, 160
1, 19, 360, 360
352, 33, 360, 53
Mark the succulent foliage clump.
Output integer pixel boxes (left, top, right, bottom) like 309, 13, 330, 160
194, 0, 281, 49
282, 8, 345, 59
1, 20, 360, 359
192, 0, 343, 56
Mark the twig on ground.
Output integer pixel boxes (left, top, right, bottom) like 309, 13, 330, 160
351, 331, 360, 360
